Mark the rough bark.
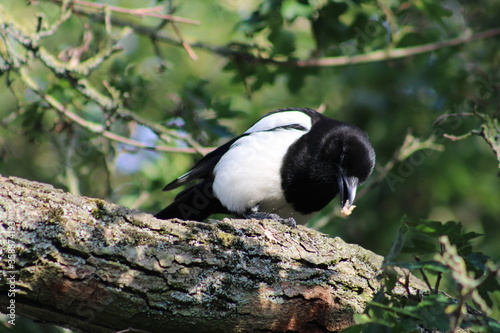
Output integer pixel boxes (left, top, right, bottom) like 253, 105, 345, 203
0, 175, 426, 332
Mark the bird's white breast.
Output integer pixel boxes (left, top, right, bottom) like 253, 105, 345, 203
213, 111, 313, 215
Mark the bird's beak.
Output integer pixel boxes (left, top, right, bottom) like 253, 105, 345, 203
337, 172, 358, 210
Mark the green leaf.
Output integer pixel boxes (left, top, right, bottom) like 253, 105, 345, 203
403, 293, 454, 331
286, 67, 314, 93
415, 0, 452, 29
394, 260, 448, 273
281, 0, 314, 21
311, 1, 350, 51
268, 28, 296, 56
238, 0, 284, 37
465, 252, 490, 271
353, 312, 395, 327
413, 219, 446, 235
476, 271, 500, 308
20, 104, 47, 143
369, 301, 424, 320
403, 236, 437, 255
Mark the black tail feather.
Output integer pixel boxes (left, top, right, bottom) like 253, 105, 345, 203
155, 180, 228, 221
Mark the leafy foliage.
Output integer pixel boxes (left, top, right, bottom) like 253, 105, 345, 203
346, 218, 500, 332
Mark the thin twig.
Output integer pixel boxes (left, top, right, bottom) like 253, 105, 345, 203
443, 132, 475, 142
44, 0, 200, 25
418, 268, 434, 293
433, 112, 476, 126
170, 21, 198, 61
437, 110, 500, 168
434, 243, 444, 294
415, 257, 434, 292
403, 271, 413, 297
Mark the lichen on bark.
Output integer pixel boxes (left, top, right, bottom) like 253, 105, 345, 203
0, 175, 425, 332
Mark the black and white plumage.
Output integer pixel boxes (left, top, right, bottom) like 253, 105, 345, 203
155, 108, 375, 226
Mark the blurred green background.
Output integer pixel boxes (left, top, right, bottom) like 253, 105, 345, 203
0, 0, 499, 329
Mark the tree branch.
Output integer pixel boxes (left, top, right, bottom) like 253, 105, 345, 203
271, 28, 500, 68
0, 175, 428, 332
42, 0, 200, 25
438, 111, 500, 169
39, 0, 500, 68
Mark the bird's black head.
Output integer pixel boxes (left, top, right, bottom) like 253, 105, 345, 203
328, 122, 376, 211
280, 110, 375, 216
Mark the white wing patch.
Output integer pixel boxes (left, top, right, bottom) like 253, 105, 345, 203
213, 127, 308, 215
245, 110, 312, 133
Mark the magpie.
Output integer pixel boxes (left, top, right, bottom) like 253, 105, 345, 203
155, 108, 375, 226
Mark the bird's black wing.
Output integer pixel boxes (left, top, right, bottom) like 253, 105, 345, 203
155, 178, 229, 220
162, 134, 248, 191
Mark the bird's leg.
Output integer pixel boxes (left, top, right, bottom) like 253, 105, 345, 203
243, 209, 297, 228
